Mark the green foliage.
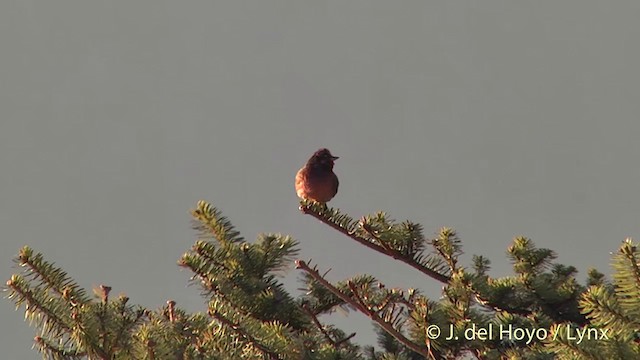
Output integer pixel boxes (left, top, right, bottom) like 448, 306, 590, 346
549, 238, 640, 359
4, 200, 640, 359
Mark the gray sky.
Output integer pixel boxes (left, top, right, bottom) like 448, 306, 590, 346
2, 2, 640, 358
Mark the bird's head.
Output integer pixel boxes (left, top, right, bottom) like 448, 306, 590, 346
308, 148, 339, 169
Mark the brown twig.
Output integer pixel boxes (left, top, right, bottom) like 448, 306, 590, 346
301, 303, 337, 347
167, 300, 176, 323
146, 339, 156, 360
96, 284, 111, 358
335, 332, 356, 347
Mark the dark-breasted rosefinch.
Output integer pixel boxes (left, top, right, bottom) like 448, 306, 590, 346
295, 148, 339, 203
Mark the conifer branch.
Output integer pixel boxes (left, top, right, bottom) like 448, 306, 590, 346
613, 239, 640, 319
472, 293, 532, 318
15, 246, 89, 305
521, 277, 570, 324
296, 260, 431, 358
191, 200, 244, 244
34, 335, 85, 359
112, 296, 146, 357
431, 228, 460, 272
93, 285, 112, 357
6, 276, 74, 335
300, 202, 451, 283
209, 310, 281, 360
301, 202, 538, 320
581, 285, 636, 329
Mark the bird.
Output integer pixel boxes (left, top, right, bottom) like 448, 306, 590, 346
295, 148, 339, 203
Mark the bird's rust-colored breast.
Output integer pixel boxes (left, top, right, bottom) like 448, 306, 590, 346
295, 167, 339, 203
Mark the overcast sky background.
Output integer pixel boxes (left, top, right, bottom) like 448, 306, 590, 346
2, 2, 640, 358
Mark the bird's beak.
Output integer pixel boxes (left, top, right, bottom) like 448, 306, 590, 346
332, 156, 339, 160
